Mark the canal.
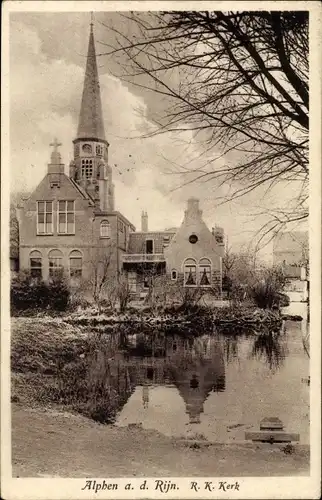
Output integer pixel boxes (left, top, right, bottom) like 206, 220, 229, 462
90, 321, 310, 444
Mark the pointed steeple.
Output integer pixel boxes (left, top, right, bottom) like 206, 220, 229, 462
77, 22, 106, 141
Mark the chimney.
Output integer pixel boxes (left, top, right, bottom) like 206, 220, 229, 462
185, 198, 202, 219
141, 211, 148, 232
213, 225, 224, 245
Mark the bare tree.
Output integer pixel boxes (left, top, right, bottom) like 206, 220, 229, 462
102, 11, 309, 239
86, 244, 116, 313
115, 272, 132, 313
222, 244, 237, 300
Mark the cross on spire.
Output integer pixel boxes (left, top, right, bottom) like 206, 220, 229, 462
50, 138, 62, 154
49, 138, 62, 164
90, 11, 94, 31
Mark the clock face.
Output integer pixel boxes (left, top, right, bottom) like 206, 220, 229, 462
82, 143, 92, 154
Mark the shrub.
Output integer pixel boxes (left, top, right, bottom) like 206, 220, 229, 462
11, 272, 70, 313
11, 271, 49, 312
47, 276, 70, 311
250, 267, 285, 309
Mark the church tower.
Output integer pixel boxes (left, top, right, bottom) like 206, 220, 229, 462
69, 21, 115, 211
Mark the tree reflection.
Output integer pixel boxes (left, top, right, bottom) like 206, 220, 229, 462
251, 329, 287, 370
223, 335, 239, 363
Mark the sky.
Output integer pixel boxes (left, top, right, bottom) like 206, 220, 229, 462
9, 11, 308, 260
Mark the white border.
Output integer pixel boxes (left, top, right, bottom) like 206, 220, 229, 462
1, 1, 321, 499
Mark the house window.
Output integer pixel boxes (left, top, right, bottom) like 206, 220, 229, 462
58, 200, 75, 234
171, 269, 177, 281
199, 258, 211, 286
69, 250, 82, 279
184, 258, 197, 286
29, 250, 42, 278
37, 201, 53, 234
100, 220, 110, 238
81, 159, 93, 179
128, 272, 137, 292
48, 249, 63, 278
143, 277, 150, 289
146, 239, 154, 254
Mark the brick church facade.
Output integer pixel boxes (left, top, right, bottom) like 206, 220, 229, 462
16, 23, 225, 297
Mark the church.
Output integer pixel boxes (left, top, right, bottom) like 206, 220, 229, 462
16, 23, 225, 298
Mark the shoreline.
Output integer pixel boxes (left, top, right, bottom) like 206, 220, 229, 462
12, 404, 310, 478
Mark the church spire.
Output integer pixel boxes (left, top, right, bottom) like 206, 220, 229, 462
76, 21, 106, 141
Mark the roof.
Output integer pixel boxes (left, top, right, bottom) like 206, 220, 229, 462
76, 25, 106, 141
128, 231, 175, 254
93, 210, 136, 230
68, 177, 94, 204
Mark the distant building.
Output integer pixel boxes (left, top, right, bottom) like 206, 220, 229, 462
15, 22, 225, 298
273, 231, 309, 303
273, 231, 308, 266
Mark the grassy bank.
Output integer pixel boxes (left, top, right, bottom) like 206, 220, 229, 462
61, 304, 283, 332
11, 318, 132, 423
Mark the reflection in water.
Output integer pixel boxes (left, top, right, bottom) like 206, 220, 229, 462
83, 323, 309, 443
251, 329, 288, 370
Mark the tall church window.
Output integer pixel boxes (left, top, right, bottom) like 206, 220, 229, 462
48, 249, 63, 278
100, 220, 110, 238
81, 159, 93, 179
184, 258, 197, 286
199, 258, 212, 286
37, 201, 53, 234
69, 250, 82, 279
29, 250, 42, 278
58, 201, 75, 234
96, 145, 103, 156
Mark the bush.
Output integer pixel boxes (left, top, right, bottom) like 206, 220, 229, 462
47, 276, 70, 311
250, 267, 285, 309
11, 272, 70, 313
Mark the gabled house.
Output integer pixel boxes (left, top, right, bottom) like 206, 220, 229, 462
122, 198, 225, 297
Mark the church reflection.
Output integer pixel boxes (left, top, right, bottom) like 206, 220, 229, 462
92, 327, 289, 431
115, 332, 226, 426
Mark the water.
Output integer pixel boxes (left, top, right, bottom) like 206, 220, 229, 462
91, 322, 310, 444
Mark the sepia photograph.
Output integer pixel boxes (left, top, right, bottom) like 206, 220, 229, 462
1, 2, 321, 499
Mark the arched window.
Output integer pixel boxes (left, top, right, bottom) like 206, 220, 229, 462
199, 258, 211, 286
29, 250, 42, 278
100, 220, 110, 238
69, 250, 82, 279
184, 258, 197, 286
48, 249, 63, 278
